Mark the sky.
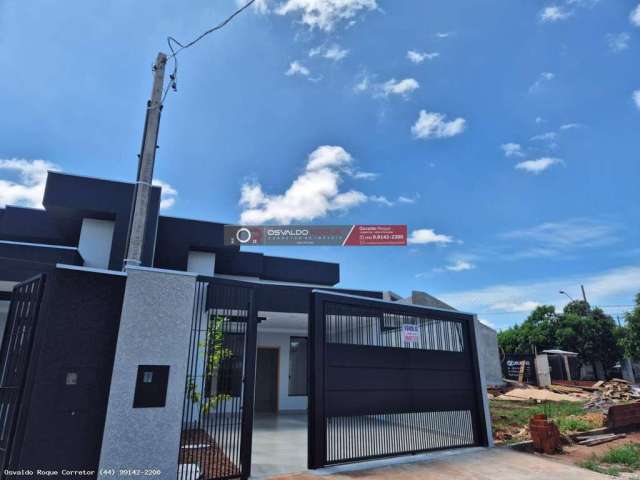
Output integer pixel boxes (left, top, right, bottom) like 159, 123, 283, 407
1, 0, 639, 329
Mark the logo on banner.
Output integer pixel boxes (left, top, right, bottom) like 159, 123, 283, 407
402, 324, 419, 343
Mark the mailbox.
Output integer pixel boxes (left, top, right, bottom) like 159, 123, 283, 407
133, 365, 170, 408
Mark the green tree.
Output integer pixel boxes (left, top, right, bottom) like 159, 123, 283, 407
498, 301, 623, 373
498, 305, 559, 354
621, 293, 640, 359
556, 302, 622, 371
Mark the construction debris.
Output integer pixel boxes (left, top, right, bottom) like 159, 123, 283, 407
496, 387, 583, 403
575, 433, 626, 446
585, 379, 640, 410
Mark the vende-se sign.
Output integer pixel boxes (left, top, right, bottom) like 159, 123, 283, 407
224, 225, 407, 246
402, 324, 419, 343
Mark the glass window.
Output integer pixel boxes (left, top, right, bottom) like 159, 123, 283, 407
288, 336, 308, 396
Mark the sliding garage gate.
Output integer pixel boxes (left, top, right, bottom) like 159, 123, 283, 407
308, 291, 489, 468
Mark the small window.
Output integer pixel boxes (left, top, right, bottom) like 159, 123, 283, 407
143, 371, 154, 383
288, 337, 307, 396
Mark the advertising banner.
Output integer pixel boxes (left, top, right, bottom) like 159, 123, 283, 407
224, 225, 407, 246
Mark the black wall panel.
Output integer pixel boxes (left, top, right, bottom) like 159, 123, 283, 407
13, 268, 126, 474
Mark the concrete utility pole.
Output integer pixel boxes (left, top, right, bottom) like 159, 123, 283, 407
581, 284, 588, 304
124, 52, 167, 268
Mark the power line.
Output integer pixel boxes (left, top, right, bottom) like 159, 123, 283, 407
163, 0, 257, 103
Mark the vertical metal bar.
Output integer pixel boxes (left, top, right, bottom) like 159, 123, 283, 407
239, 288, 257, 478
308, 292, 326, 469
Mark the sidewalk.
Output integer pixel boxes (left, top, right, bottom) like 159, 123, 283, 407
265, 447, 607, 480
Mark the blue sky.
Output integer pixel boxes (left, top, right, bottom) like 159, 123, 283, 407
1, 0, 639, 329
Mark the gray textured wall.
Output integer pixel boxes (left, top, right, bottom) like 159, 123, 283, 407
98, 267, 196, 480
473, 317, 494, 447
478, 322, 503, 386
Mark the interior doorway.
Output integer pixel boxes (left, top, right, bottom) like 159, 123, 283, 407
255, 347, 279, 413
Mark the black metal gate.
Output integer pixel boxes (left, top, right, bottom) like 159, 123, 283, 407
178, 278, 257, 480
308, 291, 489, 468
0, 275, 46, 471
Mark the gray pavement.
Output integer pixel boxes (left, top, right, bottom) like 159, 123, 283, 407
252, 413, 308, 478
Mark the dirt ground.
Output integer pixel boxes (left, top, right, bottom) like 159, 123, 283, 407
490, 399, 605, 444
539, 431, 640, 473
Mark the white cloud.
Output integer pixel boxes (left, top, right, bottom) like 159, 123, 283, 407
239, 145, 369, 224
606, 32, 630, 53
529, 72, 555, 93
408, 228, 454, 245
0, 159, 58, 208
440, 265, 640, 316
381, 78, 420, 97
309, 43, 349, 61
501, 218, 619, 250
152, 179, 178, 210
397, 194, 419, 204
285, 61, 310, 76
349, 170, 378, 180
490, 301, 541, 313
406, 50, 440, 64
306, 145, 353, 170
354, 75, 420, 99
631, 4, 640, 27
445, 260, 475, 272
434, 31, 453, 38
515, 157, 563, 174
368, 193, 419, 206
540, 6, 571, 22
353, 75, 370, 92
530, 131, 557, 142
411, 110, 466, 140
369, 195, 394, 206
501, 143, 524, 158
560, 123, 581, 130
633, 90, 640, 110
275, 0, 378, 32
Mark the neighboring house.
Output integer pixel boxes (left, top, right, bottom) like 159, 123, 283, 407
0, 171, 493, 478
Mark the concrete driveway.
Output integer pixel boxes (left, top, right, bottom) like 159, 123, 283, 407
265, 447, 607, 480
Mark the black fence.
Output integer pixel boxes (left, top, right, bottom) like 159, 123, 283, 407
502, 354, 538, 385
0, 275, 46, 471
178, 278, 257, 480
309, 291, 488, 468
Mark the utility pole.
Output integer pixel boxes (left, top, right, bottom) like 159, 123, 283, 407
124, 52, 167, 269
581, 284, 588, 304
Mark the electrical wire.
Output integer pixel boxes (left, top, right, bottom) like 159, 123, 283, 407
162, 0, 257, 103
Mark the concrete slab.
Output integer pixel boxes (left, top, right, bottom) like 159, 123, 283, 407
252, 413, 308, 478
265, 447, 607, 479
